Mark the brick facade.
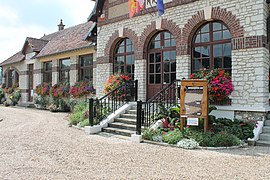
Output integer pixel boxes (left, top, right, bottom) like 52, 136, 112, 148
95, 0, 270, 118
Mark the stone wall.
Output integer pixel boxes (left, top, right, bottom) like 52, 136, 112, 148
96, 0, 269, 114
235, 111, 267, 121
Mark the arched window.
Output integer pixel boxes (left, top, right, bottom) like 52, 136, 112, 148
147, 31, 176, 99
113, 38, 134, 79
192, 21, 232, 73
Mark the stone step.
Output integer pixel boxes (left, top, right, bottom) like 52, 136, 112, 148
126, 109, 137, 114
114, 117, 136, 125
262, 126, 270, 133
256, 140, 270, 147
265, 120, 270, 126
131, 106, 137, 110
108, 122, 136, 131
120, 113, 136, 119
102, 127, 135, 137
259, 133, 270, 141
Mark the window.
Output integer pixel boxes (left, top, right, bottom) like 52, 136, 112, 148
192, 22, 232, 73
79, 54, 93, 81
59, 58, 70, 83
5, 69, 19, 87
43, 61, 52, 83
113, 38, 134, 79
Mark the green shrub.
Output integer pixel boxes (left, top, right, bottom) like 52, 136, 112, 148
0, 88, 4, 101
199, 132, 240, 147
142, 128, 162, 141
162, 129, 183, 144
211, 118, 255, 140
69, 101, 89, 126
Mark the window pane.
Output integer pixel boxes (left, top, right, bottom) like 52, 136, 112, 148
155, 41, 161, 48
202, 58, 210, 69
164, 32, 170, 39
171, 73, 176, 82
223, 43, 231, 56
163, 51, 170, 61
45, 62, 52, 71
81, 69, 92, 81
155, 34, 160, 41
194, 34, 200, 43
164, 74, 169, 83
127, 65, 132, 74
156, 74, 161, 84
213, 22, 222, 31
201, 33, 209, 42
224, 57, 232, 68
149, 54, 155, 63
193, 59, 201, 71
164, 39, 171, 47
201, 46, 210, 58
214, 57, 222, 68
126, 45, 132, 52
171, 51, 176, 60
126, 55, 133, 65
150, 64, 154, 73
201, 24, 209, 33
61, 59, 70, 69
126, 38, 132, 45
150, 75, 154, 84
156, 64, 161, 73
164, 62, 170, 72
223, 30, 231, 39
120, 66, 124, 73
80, 55, 93, 67
156, 53, 161, 62
213, 44, 223, 57
213, 31, 222, 41
171, 39, 176, 46
193, 47, 201, 58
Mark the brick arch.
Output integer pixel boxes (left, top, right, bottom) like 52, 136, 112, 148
181, 8, 244, 54
104, 28, 139, 61
139, 19, 182, 58
3, 66, 20, 77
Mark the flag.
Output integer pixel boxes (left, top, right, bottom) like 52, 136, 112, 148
129, 0, 145, 18
156, 0, 164, 16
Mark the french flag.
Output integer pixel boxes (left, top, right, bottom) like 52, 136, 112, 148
156, 0, 164, 16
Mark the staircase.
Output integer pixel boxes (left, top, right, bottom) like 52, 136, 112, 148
257, 115, 270, 146
102, 106, 137, 137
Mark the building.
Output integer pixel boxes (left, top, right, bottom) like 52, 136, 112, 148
87, 0, 270, 120
0, 20, 96, 105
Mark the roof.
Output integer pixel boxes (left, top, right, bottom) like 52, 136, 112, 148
24, 37, 49, 52
37, 21, 93, 58
0, 51, 25, 66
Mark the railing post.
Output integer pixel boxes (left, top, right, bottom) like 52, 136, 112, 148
89, 98, 94, 126
136, 100, 142, 135
135, 80, 138, 101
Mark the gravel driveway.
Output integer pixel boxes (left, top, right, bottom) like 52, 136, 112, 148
0, 106, 270, 180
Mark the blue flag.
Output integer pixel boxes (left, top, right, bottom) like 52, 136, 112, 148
156, 0, 164, 16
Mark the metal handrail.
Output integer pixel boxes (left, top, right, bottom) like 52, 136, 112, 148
89, 80, 138, 126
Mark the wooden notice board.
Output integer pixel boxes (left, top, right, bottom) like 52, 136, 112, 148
180, 80, 209, 132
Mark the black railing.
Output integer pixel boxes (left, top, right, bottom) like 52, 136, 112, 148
136, 79, 181, 135
89, 80, 138, 126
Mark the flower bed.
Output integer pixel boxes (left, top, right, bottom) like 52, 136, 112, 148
0, 83, 21, 106
142, 106, 256, 149
190, 69, 233, 105
34, 81, 95, 112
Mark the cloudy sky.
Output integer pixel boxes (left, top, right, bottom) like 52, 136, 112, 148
0, 0, 95, 63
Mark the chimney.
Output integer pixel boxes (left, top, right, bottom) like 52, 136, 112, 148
58, 19, 65, 31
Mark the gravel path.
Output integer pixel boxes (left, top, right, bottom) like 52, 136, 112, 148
0, 106, 270, 180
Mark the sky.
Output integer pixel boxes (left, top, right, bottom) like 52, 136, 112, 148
0, 0, 95, 63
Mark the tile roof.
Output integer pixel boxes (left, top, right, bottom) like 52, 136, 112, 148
0, 51, 25, 66
37, 21, 93, 58
25, 37, 49, 52
1, 21, 94, 66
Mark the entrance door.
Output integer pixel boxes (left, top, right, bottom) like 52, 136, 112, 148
28, 64, 33, 102
147, 31, 176, 99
